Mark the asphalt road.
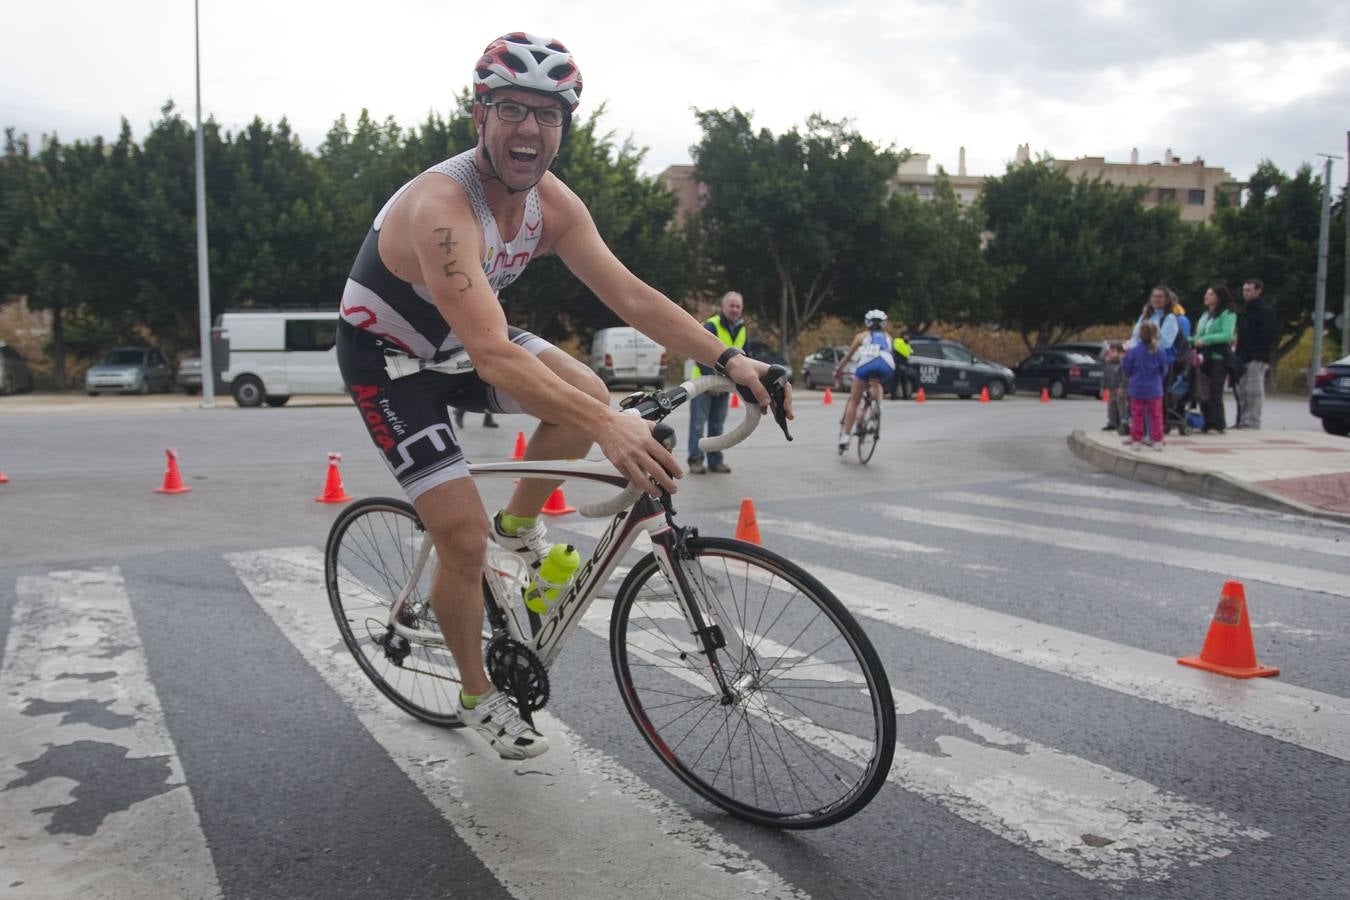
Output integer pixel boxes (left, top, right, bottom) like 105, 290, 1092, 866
1, 389, 1347, 899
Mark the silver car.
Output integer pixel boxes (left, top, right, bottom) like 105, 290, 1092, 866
85, 346, 174, 395
0, 342, 35, 395
802, 346, 855, 390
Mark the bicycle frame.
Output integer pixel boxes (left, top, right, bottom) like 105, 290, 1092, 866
383, 458, 754, 687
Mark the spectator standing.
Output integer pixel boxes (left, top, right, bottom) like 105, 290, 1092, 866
1193, 285, 1239, 433
1128, 287, 1181, 365
453, 409, 499, 428
687, 291, 746, 474
890, 332, 913, 398
1100, 341, 1129, 434
1235, 278, 1277, 429
1122, 321, 1169, 451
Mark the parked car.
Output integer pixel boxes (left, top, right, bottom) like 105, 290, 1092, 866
743, 341, 795, 385
1311, 354, 1350, 436
590, 326, 666, 389
1048, 340, 1109, 361
1013, 350, 1105, 398
0, 342, 35, 395
902, 335, 1014, 400
217, 310, 343, 407
802, 346, 855, 390
85, 346, 174, 395
177, 355, 203, 394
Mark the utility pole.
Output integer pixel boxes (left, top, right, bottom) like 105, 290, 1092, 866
1311, 154, 1338, 389
194, 0, 215, 407
1342, 131, 1349, 357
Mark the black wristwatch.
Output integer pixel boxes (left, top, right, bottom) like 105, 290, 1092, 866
714, 346, 745, 376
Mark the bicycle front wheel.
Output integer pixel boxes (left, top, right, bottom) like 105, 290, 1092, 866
325, 496, 462, 727
857, 399, 880, 464
610, 537, 896, 828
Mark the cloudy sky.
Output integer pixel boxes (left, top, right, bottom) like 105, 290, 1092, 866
3, 0, 1348, 184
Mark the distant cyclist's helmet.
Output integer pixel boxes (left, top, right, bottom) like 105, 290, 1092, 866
474, 33, 583, 112
864, 309, 888, 328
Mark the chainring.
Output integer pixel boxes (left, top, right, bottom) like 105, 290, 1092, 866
485, 635, 550, 712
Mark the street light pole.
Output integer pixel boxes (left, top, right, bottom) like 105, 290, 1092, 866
1342, 131, 1349, 357
194, 0, 215, 407
1311, 154, 1337, 389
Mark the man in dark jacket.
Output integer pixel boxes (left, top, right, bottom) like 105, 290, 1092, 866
1235, 278, 1277, 429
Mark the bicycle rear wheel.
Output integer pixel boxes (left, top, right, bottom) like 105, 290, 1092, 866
610, 537, 896, 828
325, 496, 463, 727
857, 396, 880, 464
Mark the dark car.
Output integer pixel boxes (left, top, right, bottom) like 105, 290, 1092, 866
85, 346, 174, 395
802, 346, 854, 390
1013, 350, 1105, 398
1311, 355, 1350, 436
0, 342, 35, 395
900, 335, 1015, 400
743, 340, 795, 385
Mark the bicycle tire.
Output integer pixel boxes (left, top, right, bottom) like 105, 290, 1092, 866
325, 496, 464, 727
857, 396, 880, 464
610, 537, 896, 828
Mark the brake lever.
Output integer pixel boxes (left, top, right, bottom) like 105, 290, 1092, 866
735, 364, 792, 441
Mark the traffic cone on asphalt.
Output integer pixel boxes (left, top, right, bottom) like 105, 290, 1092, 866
1102, 388, 1111, 404
314, 452, 353, 503
730, 390, 740, 409
512, 431, 527, 461
734, 498, 762, 545
1177, 581, 1279, 679
1040, 387, 1051, 403
979, 386, 990, 403
823, 387, 833, 405
915, 387, 926, 404
540, 486, 576, 516
154, 448, 192, 494
0, 469, 9, 484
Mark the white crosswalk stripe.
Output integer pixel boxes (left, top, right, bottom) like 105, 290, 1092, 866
0, 567, 222, 900
227, 547, 807, 900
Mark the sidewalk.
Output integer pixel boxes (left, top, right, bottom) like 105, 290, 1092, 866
1069, 428, 1350, 523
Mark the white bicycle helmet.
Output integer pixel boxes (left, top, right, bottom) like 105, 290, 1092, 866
473, 33, 583, 112
864, 309, 888, 328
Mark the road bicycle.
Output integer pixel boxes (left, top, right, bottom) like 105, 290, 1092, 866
324, 370, 896, 829
840, 378, 882, 464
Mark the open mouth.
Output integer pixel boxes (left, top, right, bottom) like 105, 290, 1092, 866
507, 145, 539, 163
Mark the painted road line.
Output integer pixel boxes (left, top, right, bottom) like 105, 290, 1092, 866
808, 562, 1350, 763
594, 608, 1267, 884
872, 504, 1349, 597
1019, 481, 1198, 507
0, 568, 222, 900
228, 548, 807, 900
753, 514, 944, 555
938, 490, 1350, 557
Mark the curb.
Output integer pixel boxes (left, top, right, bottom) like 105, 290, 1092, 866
1066, 430, 1350, 525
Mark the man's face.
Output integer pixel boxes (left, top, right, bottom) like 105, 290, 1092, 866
721, 294, 743, 320
1242, 282, 1260, 301
475, 88, 566, 192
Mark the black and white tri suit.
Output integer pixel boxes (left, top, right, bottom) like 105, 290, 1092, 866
337, 148, 554, 501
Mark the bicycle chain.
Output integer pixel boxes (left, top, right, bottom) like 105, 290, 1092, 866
485, 635, 550, 712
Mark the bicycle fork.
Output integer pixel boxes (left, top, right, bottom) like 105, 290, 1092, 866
650, 528, 762, 705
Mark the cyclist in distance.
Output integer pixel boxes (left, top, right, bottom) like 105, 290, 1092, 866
835, 310, 895, 451
336, 32, 792, 760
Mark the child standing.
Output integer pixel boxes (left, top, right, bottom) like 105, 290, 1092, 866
1100, 341, 1129, 434
1122, 321, 1169, 451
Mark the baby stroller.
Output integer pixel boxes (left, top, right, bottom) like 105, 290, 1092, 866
1162, 351, 1197, 436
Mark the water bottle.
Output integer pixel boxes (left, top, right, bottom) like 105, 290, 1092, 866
522, 544, 580, 614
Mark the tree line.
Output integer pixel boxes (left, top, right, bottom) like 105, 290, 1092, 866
1, 95, 1344, 387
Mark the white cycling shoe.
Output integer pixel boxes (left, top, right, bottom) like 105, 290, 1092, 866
457, 689, 550, 760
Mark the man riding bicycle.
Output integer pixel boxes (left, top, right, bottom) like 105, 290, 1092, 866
336, 32, 792, 760
835, 310, 895, 451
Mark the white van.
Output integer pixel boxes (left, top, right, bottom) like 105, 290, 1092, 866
217, 311, 344, 407
589, 327, 666, 389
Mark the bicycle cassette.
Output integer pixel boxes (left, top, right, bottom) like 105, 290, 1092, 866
485, 636, 550, 712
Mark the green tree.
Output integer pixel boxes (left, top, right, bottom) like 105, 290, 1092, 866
690, 109, 902, 355
981, 159, 1184, 350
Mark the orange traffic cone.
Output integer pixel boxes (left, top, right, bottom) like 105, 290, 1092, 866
0, 468, 8, 484
823, 387, 833, 405
979, 386, 990, 403
734, 498, 762, 544
1102, 388, 1111, 404
315, 452, 353, 503
540, 486, 576, 516
1040, 387, 1051, 403
914, 387, 926, 404
512, 431, 527, 461
154, 448, 192, 494
1177, 581, 1279, 678
730, 390, 740, 409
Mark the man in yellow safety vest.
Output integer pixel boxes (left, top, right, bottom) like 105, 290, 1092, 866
688, 291, 746, 473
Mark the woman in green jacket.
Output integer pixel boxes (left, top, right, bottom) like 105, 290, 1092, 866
1193, 285, 1238, 432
